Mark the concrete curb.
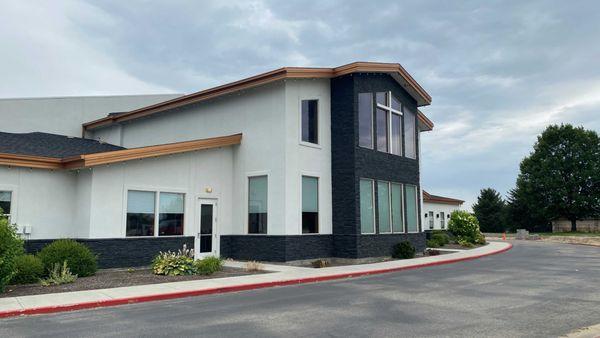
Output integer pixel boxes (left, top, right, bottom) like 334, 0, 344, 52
0, 242, 512, 319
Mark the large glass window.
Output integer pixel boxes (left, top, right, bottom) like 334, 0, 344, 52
391, 183, 404, 233
376, 108, 388, 152
404, 107, 416, 159
302, 176, 319, 234
360, 179, 375, 234
358, 93, 373, 148
391, 114, 402, 156
248, 176, 268, 234
0, 191, 11, 218
126, 190, 156, 236
301, 100, 318, 144
377, 182, 391, 233
159, 192, 184, 236
405, 185, 418, 232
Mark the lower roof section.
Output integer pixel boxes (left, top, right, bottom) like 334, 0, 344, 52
423, 190, 464, 206
0, 133, 242, 170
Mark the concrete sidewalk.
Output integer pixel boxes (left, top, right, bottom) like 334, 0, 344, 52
0, 241, 511, 318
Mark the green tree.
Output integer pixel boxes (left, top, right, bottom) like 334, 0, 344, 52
472, 188, 507, 233
505, 187, 551, 232
514, 124, 600, 231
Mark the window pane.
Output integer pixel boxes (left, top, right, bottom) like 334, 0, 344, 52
391, 184, 404, 232
248, 176, 268, 234
377, 182, 391, 233
440, 212, 446, 229
301, 100, 318, 144
127, 191, 155, 236
376, 108, 388, 152
302, 176, 319, 234
159, 193, 184, 236
405, 185, 418, 232
0, 191, 11, 215
127, 190, 155, 213
360, 179, 375, 234
376, 92, 387, 106
404, 107, 416, 159
391, 95, 401, 111
358, 93, 373, 148
391, 113, 402, 156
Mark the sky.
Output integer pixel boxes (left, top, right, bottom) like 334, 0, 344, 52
1, 0, 599, 209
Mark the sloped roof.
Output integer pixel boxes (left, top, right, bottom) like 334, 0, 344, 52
0, 133, 242, 170
0, 132, 124, 158
423, 190, 464, 205
83, 61, 433, 131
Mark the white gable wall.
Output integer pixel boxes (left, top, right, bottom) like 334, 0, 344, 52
89, 82, 286, 235
422, 202, 461, 231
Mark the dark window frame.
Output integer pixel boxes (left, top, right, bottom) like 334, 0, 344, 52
301, 99, 319, 145
301, 175, 319, 234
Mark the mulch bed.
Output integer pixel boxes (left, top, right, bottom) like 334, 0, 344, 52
1, 267, 267, 298
440, 243, 485, 250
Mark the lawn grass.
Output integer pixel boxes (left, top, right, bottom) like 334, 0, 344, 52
535, 232, 600, 237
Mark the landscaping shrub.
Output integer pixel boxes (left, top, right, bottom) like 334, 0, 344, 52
41, 261, 77, 286
448, 210, 485, 245
431, 233, 450, 246
244, 261, 264, 272
392, 241, 416, 259
426, 239, 440, 248
152, 245, 195, 276
425, 249, 441, 256
0, 215, 24, 292
37, 239, 97, 277
457, 239, 475, 248
11, 254, 44, 284
194, 256, 223, 275
311, 259, 330, 268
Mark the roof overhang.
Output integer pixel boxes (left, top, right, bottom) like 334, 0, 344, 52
417, 110, 434, 131
0, 134, 242, 170
83, 62, 432, 131
423, 190, 464, 206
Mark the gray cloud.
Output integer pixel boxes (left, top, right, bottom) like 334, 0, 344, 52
1, 0, 599, 208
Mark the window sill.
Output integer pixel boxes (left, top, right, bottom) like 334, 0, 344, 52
299, 141, 322, 150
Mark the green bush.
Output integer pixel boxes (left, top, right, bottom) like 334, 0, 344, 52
426, 239, 440, 248
457, 239, 475, 248
37, 239, 97, 277
392, 241, 416, 259
431, 233, 450, 246
41, 261, 77, 286
0, 216, 24, 292
152, 246, 195, 276
194, 256, 223, 275
448, 210, 484, 245
11, 254, 44, 284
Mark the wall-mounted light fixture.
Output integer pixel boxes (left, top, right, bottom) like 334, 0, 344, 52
424, 213, 428, 218
436, 214, 440, 218
447, 214, 450, 219
205, 187, 213, 193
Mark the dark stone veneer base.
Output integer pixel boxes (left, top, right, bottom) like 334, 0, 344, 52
24, 237, 194, 269
220, 233, 425, 262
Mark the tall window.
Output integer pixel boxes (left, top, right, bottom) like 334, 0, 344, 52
440, 211, 446, 229
248, 176, 268, 234
428, 211, 434, 229
377, 182, 391, 233
360, 179, 375, 234
126, 190, 156, 236
0, 191, 12, 221
358, 93, 373, 148
301, 100, 319, 144
159, 192, 184, 236
405, 185, 418, 232
391, 183, 404, 233
376, 108, 388, 152
404, 107, 416, 159
302, 176, 319, 233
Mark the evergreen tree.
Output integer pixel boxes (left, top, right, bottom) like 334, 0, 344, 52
473, 188, 507, 232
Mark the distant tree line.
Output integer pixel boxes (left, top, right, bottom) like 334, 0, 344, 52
474, 124, 600, 233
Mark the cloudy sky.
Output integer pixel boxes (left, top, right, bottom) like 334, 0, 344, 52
1, 0, 599, 208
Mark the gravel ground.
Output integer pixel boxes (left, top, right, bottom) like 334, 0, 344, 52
1, 267, 266, 298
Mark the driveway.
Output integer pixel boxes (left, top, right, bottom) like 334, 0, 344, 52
1, 241, 599, 337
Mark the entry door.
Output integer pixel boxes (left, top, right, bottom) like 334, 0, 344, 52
196, 199, 218, 258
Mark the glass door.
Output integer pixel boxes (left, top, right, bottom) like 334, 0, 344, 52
197, 199, 218, 258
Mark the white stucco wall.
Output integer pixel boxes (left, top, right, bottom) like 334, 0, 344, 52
0, 166, 78, 239
283, 79, 333, 235
0, 94, 181, 137
87, 148, 234, 239
90, 82, 289, 235
422, 202, 461, 231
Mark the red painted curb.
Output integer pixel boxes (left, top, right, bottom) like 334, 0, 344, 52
0, 243, 513, 319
